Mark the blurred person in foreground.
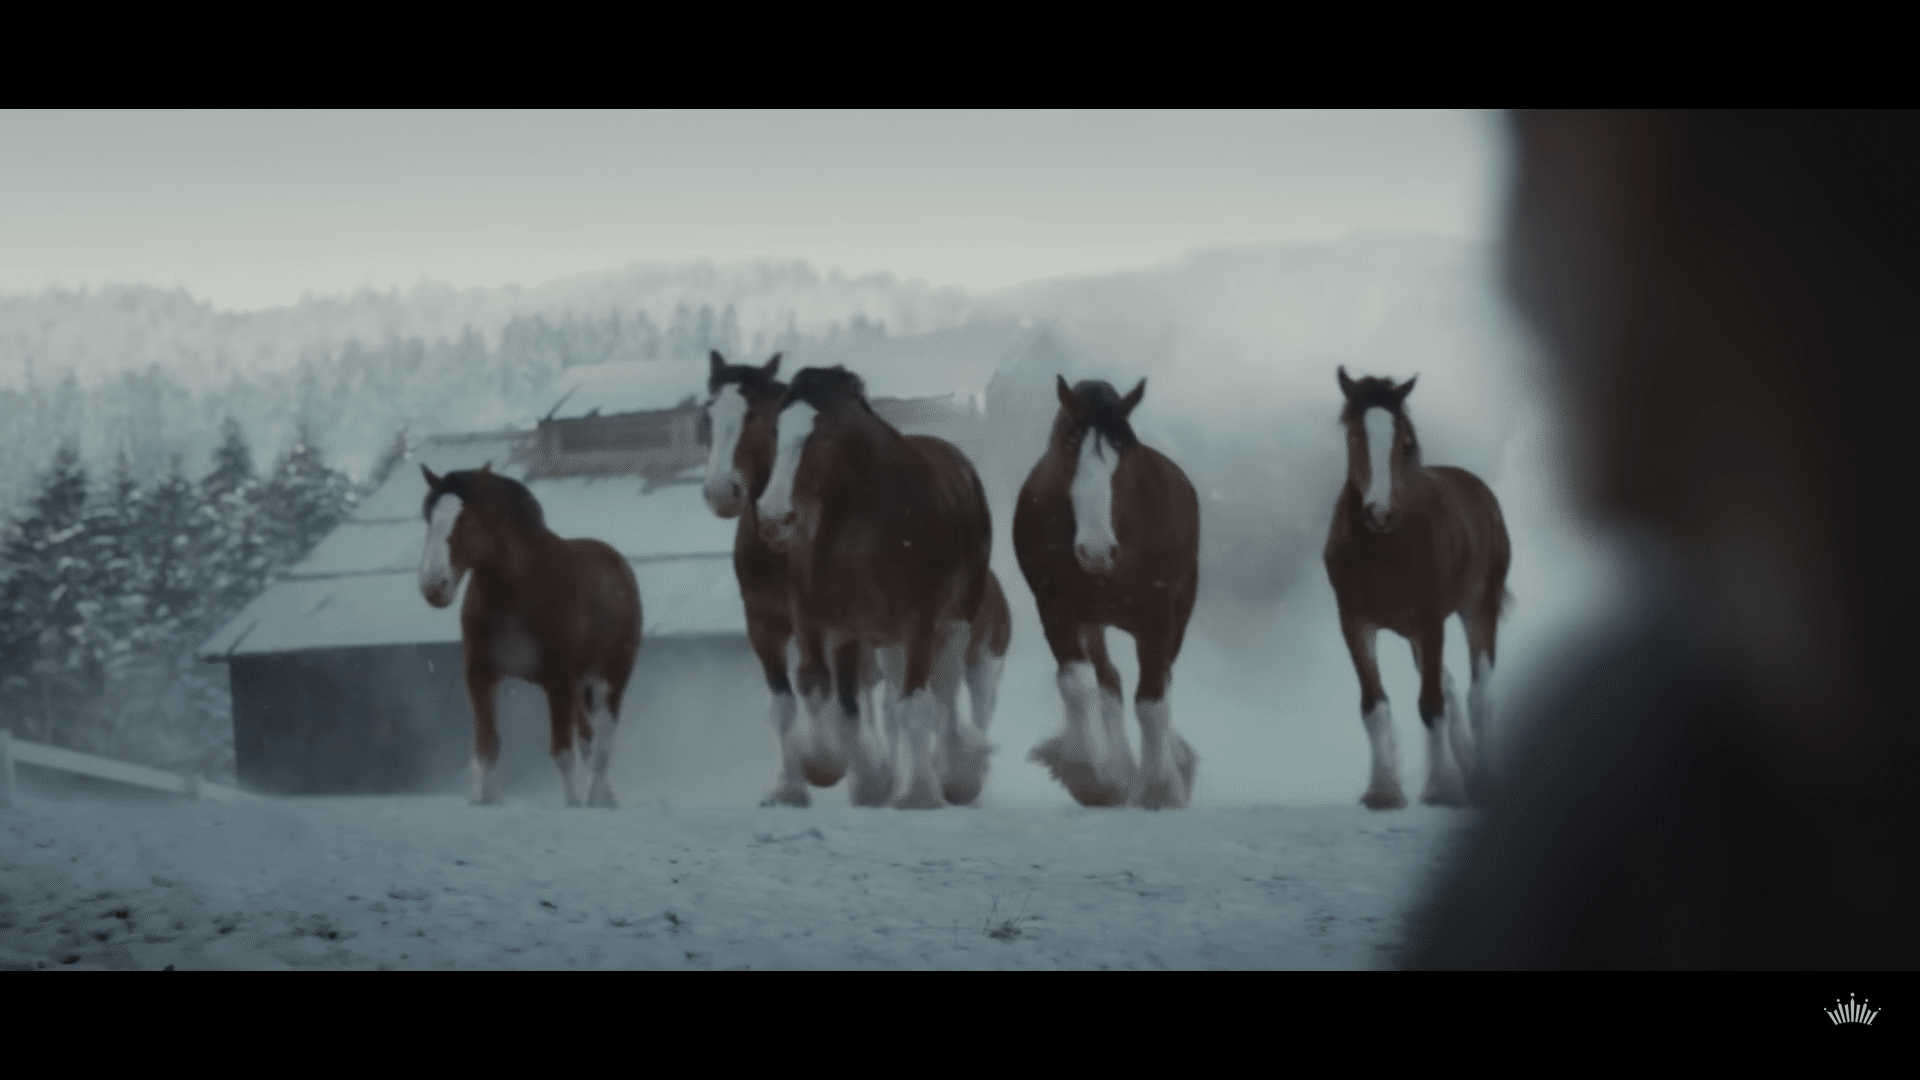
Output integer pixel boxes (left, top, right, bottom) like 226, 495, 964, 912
1404, 111, 1920, 969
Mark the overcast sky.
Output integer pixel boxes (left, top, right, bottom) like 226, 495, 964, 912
0, 110, 1510, 312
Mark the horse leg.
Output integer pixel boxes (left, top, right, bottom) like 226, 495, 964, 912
1412, 622, 1469, 808
933, 621, 990, 806
1028, 613, 1131, 807
794, 623, 849, 789
465, 668, 504, 806
843, 638, 895, 807
749, 616, 808, 808
1085, 627, 1141, 799
1132, 629, 1196, 810
582, 675, 620, 809
892, 621, 948, 810
965, 641, 1006, 737
1462, 598, 1501, 805
1341, 617, 1404, 810
542, 676, 585, 808
873, 642, 908, 795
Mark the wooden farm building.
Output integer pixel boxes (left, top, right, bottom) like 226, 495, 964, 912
198, 322, 1078, 796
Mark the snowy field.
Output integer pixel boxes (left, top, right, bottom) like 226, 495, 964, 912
0, 793, 1475, 971
1, 404, 1628, 971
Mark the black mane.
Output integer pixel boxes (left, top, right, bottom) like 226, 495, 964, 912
424, 469, 547, 536
1067, 380, 1141, 454
783, 366, 869, 413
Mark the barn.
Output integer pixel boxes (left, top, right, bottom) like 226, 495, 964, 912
198, 322, 1079, 797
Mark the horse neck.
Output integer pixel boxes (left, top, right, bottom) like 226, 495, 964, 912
818, 403, 907, 490
469, 526, 560, 596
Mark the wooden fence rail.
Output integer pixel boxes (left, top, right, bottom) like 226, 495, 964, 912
0, 730, 257, 808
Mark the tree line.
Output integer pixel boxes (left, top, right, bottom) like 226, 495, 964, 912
0, 418, 386, 781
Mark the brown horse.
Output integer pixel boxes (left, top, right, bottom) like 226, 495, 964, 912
1324, 367, 1510, 811
1014, 376, 1200, 810
756, 365, 997, 809
702, 351, 889, 807
418, 463, 642, 807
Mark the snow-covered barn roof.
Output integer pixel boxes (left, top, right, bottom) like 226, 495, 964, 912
198, 321, 1072, 662
538, 356, 711, 422
198, 431, 741, 661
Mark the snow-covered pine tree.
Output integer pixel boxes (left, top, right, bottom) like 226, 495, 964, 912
142, 454, 201, 633
0, 441, 94, 744
194, 418, 269, 632
365, 427, 413, 496
257, 425, 356, 574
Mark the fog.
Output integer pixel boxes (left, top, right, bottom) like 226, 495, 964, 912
0, 111, 1643, 969
508, 237, 1628, 814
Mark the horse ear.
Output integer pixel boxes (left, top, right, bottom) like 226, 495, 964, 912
420, 464, 440, 488
710, 350, 725, 375
1121, 377, 1146, 416
1056, 375, 1077, 414
1337, 366, 1356, 398
763, 353, 782, 377
480, 461, 493, 475
1396, 375, 1418, 403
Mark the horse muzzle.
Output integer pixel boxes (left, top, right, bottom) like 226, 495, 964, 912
759, 514, 798, 553
1364, 508, 1400, 533
1075, 543, 1119, 575
704, 476, 747, 519
420, 574, 461, 609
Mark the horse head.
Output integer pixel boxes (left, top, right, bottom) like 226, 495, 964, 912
757, 366, 864, 553
703, 350, 785, 519
1053, 374, 1145, 575
1337, 366, 1422, 532
419, 462, 544, 607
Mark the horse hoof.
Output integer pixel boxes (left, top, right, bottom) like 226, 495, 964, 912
1421, 788, 1470, 809
850, 773, 894, 808
892, 780, 946, 810
1031, 738, 1129, 807
761, 786, 810, 808
1135, 783, 1188, 811
941, 780, 984, 806
1361, 789, 1407, 811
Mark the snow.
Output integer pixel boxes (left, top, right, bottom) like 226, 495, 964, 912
539, 357, 714, 423
0, 793, 1472, 971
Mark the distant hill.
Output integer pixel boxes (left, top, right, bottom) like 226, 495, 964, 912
0, 233, 1541, 577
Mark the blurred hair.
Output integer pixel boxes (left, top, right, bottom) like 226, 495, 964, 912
1404, 111, 1920, 969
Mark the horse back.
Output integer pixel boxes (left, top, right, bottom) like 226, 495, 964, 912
883, 434, 990, 621
1429, 466, 1511, 581
566, 537, 642, 665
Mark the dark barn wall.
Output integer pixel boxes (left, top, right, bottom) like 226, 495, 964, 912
227, 634, 767, 798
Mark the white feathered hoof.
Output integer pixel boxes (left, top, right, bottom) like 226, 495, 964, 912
892, 775, 946, 810
1361, 785, 1408, 811
587, 777, 618, 809
1136, 733, 1197, 810
849, 741, 895, 808
467, 756, 502, 807
938, 726, 991, 806
1029, 737, 1129, 808
1421, 780, 1471, 808
761, 783, 811, 808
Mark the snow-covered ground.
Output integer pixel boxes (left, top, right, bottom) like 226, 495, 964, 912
0, 789, 1475, 971
1, 398, 1628, 971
